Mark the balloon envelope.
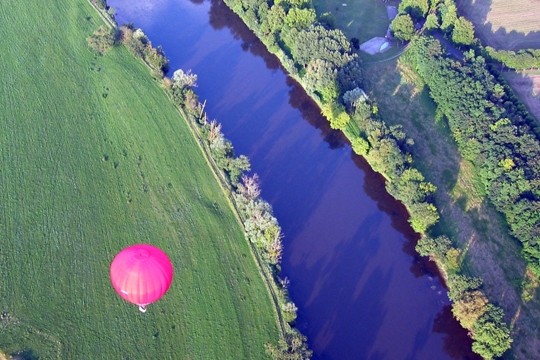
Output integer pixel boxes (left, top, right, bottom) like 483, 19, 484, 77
110, 244, 174, 307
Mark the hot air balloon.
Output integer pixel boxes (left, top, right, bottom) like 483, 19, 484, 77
110, 244, 174, 312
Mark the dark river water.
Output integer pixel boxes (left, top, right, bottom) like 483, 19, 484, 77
107, 0, 478, 358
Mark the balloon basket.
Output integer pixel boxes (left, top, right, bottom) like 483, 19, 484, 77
139, 305, 147, 313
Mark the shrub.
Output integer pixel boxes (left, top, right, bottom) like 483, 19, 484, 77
87, 26, 116, 54
472, 305, 512, 359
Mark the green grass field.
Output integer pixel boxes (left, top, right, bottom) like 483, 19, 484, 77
313, 0, 389, 43
0, 1, 279, 358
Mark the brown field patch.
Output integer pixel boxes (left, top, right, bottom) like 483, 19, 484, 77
456, 0, 540, 50
503, 70, 540, 121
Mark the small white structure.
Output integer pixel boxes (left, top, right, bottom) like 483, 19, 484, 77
359, 37, 391, 55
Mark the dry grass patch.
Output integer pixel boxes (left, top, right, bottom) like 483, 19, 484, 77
456, 0, 540, 50
450, 159, 484, 211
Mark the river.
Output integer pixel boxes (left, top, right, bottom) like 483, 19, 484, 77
107, 0, 477, 358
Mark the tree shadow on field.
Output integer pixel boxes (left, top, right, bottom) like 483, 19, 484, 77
10, 349, 39, 360
455, 0, 540, 50
501, 70, 540, 123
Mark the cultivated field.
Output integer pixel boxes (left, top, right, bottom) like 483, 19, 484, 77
456, 0, 540, 50
0, 0, 279, 358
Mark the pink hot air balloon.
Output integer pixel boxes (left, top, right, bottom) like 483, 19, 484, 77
110, 244, 174, 312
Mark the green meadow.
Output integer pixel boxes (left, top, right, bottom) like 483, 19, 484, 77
313, 0, 389, 43
0, 0, 279, 358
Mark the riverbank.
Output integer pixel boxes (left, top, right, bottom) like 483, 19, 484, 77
218, 0, 519, 358
91, 0, 313, 356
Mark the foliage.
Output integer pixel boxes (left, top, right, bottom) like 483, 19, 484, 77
343, 87, 367, 110
451, 17, 475, 45
387, 168, 436, 204
404, 36, 540, 276
120, 26, 168, 76
439, 0, 458, 31
391, 14, 415, 41
485, 47, 540, 70
284, 25, 354, 69
350, 136, 370, 156
321, 103, 350, 129
447, 274, 483, 301
281, 301, 298, 323
86, 25, 116, 54
472, 305, 512, 359
408, 202, 440, 233
285, 8, 316, 29
235, 175, 284, 265
92, 0, 107, 10
398, 0, 429, 20
265, 331, 313, 360
452, 290, 488, 329
425, 13, 439, 30
416, 235, 452, 258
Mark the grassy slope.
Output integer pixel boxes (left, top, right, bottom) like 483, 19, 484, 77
311, 3, 540, 359
0, 0, 279, 358
312, 0, 389, 43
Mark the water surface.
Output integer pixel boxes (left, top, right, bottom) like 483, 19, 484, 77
107, 0, 477, 358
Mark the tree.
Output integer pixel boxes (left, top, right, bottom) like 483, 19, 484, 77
285, 8, 315, 29
343, 87, 367, 110
472, 305, 512, 359
265, 331, 312, 360
304, 59, 338, 101
408, 202, 439, 232
452, 17, 475, 45
172, 69, 198, 89
227, 155, 251, 184
87, 26, 116, 54
350, 136, 370, 156
398, 0, 429, 20
425, 13, 439, 30
321, 103, 350, 130
440, 1, 457, 31
388, 168, 436, 204
453, 290, 488, 329
392, 14, 415, 41
263, 4, 287, 35
447, 274, 482, 301
416, 235, 452, 259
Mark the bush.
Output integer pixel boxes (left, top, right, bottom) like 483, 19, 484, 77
408, 202, 439, 233
451, 17, 475, 45
452, 290, 488, 329
472, 305, 512, 359
392, 14, 415, 41
416, 235, 451, 259
87, 26, 116, 54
